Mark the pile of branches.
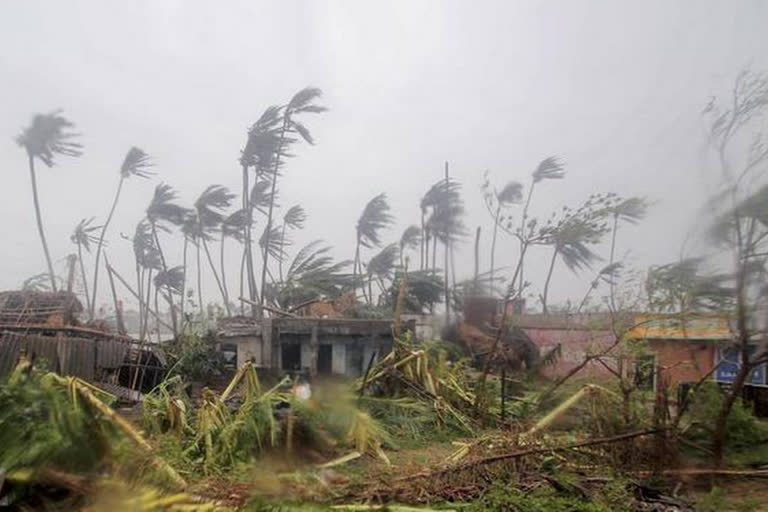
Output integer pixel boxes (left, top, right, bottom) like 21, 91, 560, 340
358, 338, 477, 434
0, 358, 222, 511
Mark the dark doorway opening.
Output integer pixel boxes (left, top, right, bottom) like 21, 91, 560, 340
281, 343, 301, 371
318, 345, 333, 375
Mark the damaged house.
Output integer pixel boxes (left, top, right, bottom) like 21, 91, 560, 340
218, 316, 400, 377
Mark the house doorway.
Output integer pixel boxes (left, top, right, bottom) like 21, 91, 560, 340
281, 343, 301, 372
318, 345, 333, 375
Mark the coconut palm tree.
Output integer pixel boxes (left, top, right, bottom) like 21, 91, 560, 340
399, 225, 421, 269
366, 244, 399, 305
278, 205, 307, 282
145, 183, 187, 335
16, 111, 83, 291
354, 193, 394, 300
270, 240, 351, 310
152, 265, 184, 341
194, 185, 235, 314
481, 175, 523, 294
221, 208, 249, 312
540, 218, 604, 313
259, 224, 288, 288
90, 147, 153, 318
259, 87, 326, 307
132, 219, 162, 340
515, 157, 565, 293
605, 196, 648, 310
70, 218, 101, 308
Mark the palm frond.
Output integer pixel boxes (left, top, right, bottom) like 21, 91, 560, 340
16, 111, 82, 167
283, 205, 307, 230
259, 224, 288, 262
241, 105, 283, 170
146, 183, 188, 227
222, 208, 250, 242
357, 193, 394, 249
288, 87, 327, 113
611, 196, 648, 223
497, 181, 523, 205
120, 147, 153, 179
153, 266, 185, 295
399, 225, 422, 252
194, 185, 235, 231
532, 156, 565, 183
21, 273, 54, 292
70, 218, 102, 252
250, 177, 276, 214
133, 220, 162, 270
367, 244, 399, 279
275, 240, 351, 308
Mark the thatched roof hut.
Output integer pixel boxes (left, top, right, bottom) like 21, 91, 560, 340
0, 290, 83, 326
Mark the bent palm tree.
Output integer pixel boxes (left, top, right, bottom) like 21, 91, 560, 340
90, 147, 153, 318
366, 244, 399, 305
354, 193, 394, 300
273, 240, 351, 309
221, 208, 249, 312
16, 111, 83, 291
399, 225, 421, 269
133, 219, 162, 340
606, 196, 648, 310
260, 87, 326, 307
514, 157, 565, 293
482, 177, 523, 294
278, 205, 307, 281
194, 185, 235, 314
70, 218, 101, 309
146, 183, 188, 335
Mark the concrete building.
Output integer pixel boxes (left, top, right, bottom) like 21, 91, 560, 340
218, 316, 398, 377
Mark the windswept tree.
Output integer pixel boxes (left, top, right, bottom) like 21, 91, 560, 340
152, 266, 184, 340
145, 183, 187, 335
515, 157, 565, 293
577, 262, 623, 313
259, 88, 327, 308
221, 208, 249, 311
482, 175, 523, 294
269, 240, 351, 310
260, 224, 288, 289
90, 147, 153, 318
16, 111, 83, 291
278, 205, 307, 281
194, 185, 235, 315
132, 219, 162, 340
366, 243, 400, 305
70, 218, 101, 308
353, 193, 394, 300
399, 225, 421, 269
605, 196, 648, 310
240, 106, 282, 310
539, 204, 609, 313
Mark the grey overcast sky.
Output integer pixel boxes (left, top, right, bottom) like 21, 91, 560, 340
1, 1, 767, 310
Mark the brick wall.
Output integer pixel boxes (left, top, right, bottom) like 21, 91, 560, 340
524, 326, 617, 379
650, 339, 715, 387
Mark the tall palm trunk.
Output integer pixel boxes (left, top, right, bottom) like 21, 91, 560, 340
27, 154, 57, 291
91, 177, 125, 318
202, 237, 229, 315
278, 224, 288, 282
136, 262, 144, 339
420, 211, 425, 270
180, 237, 188, 327
259, 114, 291, 308
241, 163, 257, 315
196, 242, 203, 316
150, 223, 178, 336
608, 214, 619, 311
518, 183, 536, 293
76, 243, 91, 309
431, 236, 437, 276
490, 205, 501, 295
220, 235, 231, 312
444, 240, 450, 322
541, 247, 559, 314
353, 239, 361, 299
140, 268, 153, 341
424, 230, 430, 272
239, 247, 246, 315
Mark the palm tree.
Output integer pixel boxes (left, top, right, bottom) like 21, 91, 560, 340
259, 224, 288, 289
606, 196, 647, 310
194, 185, 235, 315
221, 208, 249, 312
540, 217, 604, 313
399, 225, 421, 269
240, 106, 282, 311
70, 218, 101, 308
270, 240, 351, 310
145, 183, 187, 335
366, 244, 399, 305
152, 266, 184, 341
482, 177, 523, 294
278, 205, 307, 282
354, 193, 394, 300
514, 157, 565, 293
90, 147, 153, 318
16, 111, 83, 291
259, 88, 326, 307
132, 220, 162, 340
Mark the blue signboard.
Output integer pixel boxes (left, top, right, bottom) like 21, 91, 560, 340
715, 347, 767, 387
